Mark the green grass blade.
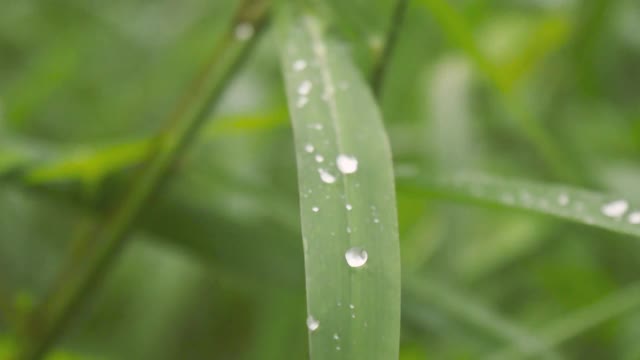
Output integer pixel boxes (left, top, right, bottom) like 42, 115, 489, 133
489, 283, 640, 359
279, 12, 401, 360
404, 277, 561, 359
399, 171, 640, 238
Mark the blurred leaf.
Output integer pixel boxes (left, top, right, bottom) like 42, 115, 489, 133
400, 171, 640, 239
279, 10, 401, 360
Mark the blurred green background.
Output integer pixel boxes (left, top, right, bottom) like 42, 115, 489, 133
1, 0, 640, 358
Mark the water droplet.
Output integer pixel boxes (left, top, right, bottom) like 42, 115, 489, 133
351, 314, 356, 319
336, 154, 358, 174
345, 247, 368, 268
305, 144, 314, 153
333, 333, 340, 340
346, 204, 352, 211
373, 218, 380, 224
346, 227, 352, 233
312, 206, 319, 212
306, 315, 319, 331
298, 80, 312, 95
628, 211, 640, 224
349, 304, 355, 310
234, 22, 254, 41
336, 346, 341, 351
557, 193, 570, 206
309, 123, 323, 130
315, 155, 324, 163
296, 97, 308, 108
601, 199, 629, 218
293, 59, 307, 71
318, 169, 336, 184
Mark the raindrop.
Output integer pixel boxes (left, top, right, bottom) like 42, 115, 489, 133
293, 59, 307, 71
336, 154, 358, 174
601, 199, 629, 218
306, 315, 320, 331
298, 80, 312, 95
333, 333, 340, 340
345, 247, 368, 268
557, 193, 570, 206
296, 97, 308, 109
318, 169, 336, 184
346, 204, 352, 211
305, 144, 314, 153
234, 22, 254, 41
349, 304, 355, 310
628, 211, 640, 224
315, 155, 324, 163
312, 206, 319, 212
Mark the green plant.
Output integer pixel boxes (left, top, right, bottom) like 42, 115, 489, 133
1, 0, 640, 359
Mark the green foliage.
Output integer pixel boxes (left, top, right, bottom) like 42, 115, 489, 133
1, 0, 640, 359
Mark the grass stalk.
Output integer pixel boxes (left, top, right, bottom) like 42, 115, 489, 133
13, 1, 270, 358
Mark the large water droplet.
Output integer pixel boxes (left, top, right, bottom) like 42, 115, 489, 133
318, 169, 336, 184
234, 22, 254, 41
336, 154, 358, 174
298, 80, 312, 95
307, 315, 319, 331
628, 211, 640, 224
293, 59, 307, 72
601, 199, 629, 218
345, 247, 368, 268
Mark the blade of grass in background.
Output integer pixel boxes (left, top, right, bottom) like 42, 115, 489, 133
489, 282, 640, 360
399, 171, 640, 239
14, 1, 271, 358
279, 11, 401, 360
404, 277, 561, 359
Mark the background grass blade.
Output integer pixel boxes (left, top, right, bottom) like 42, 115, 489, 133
279, 11, 401, 360
399, 171, 640, 239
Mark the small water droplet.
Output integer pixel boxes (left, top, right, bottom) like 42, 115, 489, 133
333, 333, 340, 340
318, 169, 336, 184
346, 204, 352, 211
601, 199, 629, 218
349, 304, 355, 310
373, 218, 380, 224
312, 206, 319, 212
336, 154, 358, 174
351, 314, 356, 319
293, 59, 307, 71
305, 144, 314, 153
336, 346, 341, 351
298, 80, 312, 95
296, 97, 308, 108
234, 22, 254, 41
309, 123, 323, 130
307, 315, 319, 331
558, 193, 570, 206
345, 247, 368, 268
346, 227, 352, 233
628, 211, 640, 224
315, 154, 324, 163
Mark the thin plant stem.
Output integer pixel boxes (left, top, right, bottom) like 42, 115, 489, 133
14, 1, 271, 359
371, 0, 409, 97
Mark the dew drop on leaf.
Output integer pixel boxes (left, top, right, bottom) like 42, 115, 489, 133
307, 315, 319, 331
345, 247, 368, 268
315, 154, 324, 163
298, 80, 312, 95
304, 144, 314, 153
318, 169, 336, 184
293, 59, 307, 71
628, 211, 640, 224
234, 22, 254, 41
601, 200, 629, 218
312, 206, 319, 213
336, 154, 358, 174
